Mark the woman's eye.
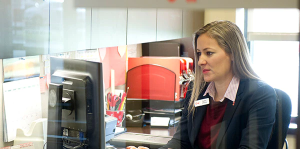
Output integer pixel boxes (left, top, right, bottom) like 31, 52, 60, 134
207, 52, 213, 56
197, 52, 201, 57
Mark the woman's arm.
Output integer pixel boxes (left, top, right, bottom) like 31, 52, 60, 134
238, 85, 277, 149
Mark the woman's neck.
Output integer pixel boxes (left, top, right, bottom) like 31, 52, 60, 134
214, 75, 234, 101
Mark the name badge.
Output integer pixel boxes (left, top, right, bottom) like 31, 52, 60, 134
194, 98, 210, 107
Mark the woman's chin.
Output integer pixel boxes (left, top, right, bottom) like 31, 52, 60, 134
203, 77, 213, 82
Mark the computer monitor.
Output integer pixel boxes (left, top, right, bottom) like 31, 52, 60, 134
47, 57, 105, 149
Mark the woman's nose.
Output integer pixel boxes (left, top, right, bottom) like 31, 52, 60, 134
198, 56, 206, 66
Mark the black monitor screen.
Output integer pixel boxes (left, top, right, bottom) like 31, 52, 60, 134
47, 57, 105, 149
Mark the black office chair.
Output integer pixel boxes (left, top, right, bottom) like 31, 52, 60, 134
266, 88, 292, 149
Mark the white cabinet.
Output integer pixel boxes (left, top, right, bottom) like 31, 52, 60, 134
91, 8, 127, 48
157, 9, 183, 41
127, 8, 156, 45
0, 1, 204, 59
0, 0, 49, 59
49, 0, 91, 54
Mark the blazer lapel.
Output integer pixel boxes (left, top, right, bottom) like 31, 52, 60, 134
215, 79, 247, 148
190, 94, 209, 147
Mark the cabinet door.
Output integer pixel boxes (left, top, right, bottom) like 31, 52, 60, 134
91, 8, 127, 49
49, 0, 91, 54
127, 8, 156, 45
0, 0, 49, 59
157, 9, 183, 41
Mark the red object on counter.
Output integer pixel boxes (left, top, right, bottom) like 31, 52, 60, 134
126, 64, 176, 101
106, 110, 124, 127
180, 59, 187, 75
127, 57, 193, 101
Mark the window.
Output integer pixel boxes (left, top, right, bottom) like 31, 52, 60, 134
248, 9, 299, 33
251, 41, 299, 116
247, 9, 299, 117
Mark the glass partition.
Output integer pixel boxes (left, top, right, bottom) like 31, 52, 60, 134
0, 8, 298, 149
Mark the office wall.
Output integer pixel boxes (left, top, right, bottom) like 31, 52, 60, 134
183, 10, 205, 37
204, 9, 237, 24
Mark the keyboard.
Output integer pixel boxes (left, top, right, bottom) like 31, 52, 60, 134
109, 132, 172, 149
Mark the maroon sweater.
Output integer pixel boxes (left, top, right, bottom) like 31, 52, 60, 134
197, 98, 228, 149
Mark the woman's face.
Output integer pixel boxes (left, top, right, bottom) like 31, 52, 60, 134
196, 33, 233, 83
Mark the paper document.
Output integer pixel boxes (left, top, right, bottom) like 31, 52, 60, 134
151, 117, 170, 127
3, 77, 42, 142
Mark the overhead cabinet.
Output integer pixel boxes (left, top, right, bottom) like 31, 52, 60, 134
49, 0, 91, 54
156, 9, 183, 41
91, 8, 127, 49
0, 0, 49, 59
127, 8, 157, 45
0, 1, 204, 59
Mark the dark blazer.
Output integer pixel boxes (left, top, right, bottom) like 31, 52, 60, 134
160, 79, 277, 149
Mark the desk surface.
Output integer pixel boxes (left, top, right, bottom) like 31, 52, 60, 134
126, 125, 177, 137
109, 125, 177, 149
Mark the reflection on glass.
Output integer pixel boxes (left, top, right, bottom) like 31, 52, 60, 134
0, 0, 49, 59
50, 0, 90, 54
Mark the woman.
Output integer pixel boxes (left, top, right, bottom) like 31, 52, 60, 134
160, 21, 276, 149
